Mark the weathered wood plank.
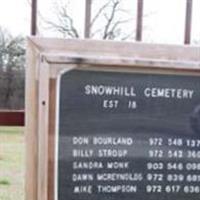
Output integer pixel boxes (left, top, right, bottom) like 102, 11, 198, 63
25, 38, 40, 200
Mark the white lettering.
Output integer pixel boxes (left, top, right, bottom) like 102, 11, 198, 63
144, 87, 194, 99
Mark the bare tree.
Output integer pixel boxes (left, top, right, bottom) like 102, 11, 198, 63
0, 28, 25, 109
42, 0, 134, 40
43, 1, 79, 38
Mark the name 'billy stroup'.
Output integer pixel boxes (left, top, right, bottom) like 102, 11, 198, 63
84, 85, 194, 99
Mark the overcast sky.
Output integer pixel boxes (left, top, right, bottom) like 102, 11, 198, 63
0, 0, 199, 45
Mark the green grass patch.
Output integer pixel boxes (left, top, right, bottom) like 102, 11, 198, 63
0, 179, 11, 186
0, 126, 24, 200
0, 126, 23, 135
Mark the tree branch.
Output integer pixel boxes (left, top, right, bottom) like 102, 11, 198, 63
43, 1, 79, 38
90, 0, 112, 27
103, 0, 120, 39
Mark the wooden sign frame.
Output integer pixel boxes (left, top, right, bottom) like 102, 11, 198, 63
25, 37, 200, 200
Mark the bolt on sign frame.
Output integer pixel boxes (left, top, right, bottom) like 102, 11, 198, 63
26, 37, 200, 200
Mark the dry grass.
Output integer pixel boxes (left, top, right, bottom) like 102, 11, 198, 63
0, 126, 24, 200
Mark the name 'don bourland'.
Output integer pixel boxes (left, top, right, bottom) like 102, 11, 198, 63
84, 84, 194, 109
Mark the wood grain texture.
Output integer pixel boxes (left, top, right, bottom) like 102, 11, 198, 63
37, 60, 50, 200
25, 38, 40, 200
48, 78, 57, 200
29, 37, 200, 62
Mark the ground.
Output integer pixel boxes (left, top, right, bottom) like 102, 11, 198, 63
0, 126, 24, 200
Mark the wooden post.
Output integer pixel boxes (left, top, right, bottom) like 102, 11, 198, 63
31, 0, 37, 35
25, 40, 39, 200
84, 0, 92, 38
184, 0, 193, 44
136, 0, 144, 41
37, 60, 50, 200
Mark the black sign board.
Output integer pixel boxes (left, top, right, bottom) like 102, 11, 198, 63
56, 69, 200, 200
